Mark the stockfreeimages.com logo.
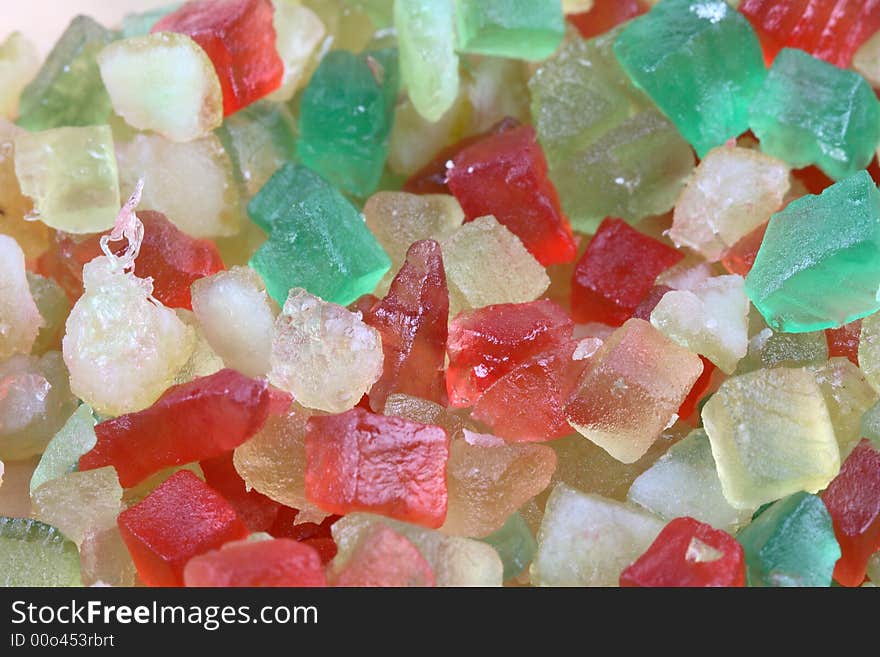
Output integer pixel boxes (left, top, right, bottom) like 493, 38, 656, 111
11, 600, 318, 632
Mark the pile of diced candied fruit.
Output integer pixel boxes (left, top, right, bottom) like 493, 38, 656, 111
1, 0, 880, 588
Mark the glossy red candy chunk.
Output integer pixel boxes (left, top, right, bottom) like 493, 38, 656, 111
446, 300, 574, 408
740, 0, 880, 68
821, 440, 880, 587
678, 356, 716, 423
402, 117, 520, 195
81, 369, 283, 487
568, 0, 647, 39
825, 320, 861, 366
471, 339, 591, 442
305, 408, 450, 528
183, 538, 327, 587
365, 240, 449, 411
153, 0, 283, 115
620, 517, 746, 587
571, 218, 683, 325
118, 470, 248, 586
333, 524, 435, 587
446, 124, 577, 266
36, 211, 224, 308
200, 453, 282, 532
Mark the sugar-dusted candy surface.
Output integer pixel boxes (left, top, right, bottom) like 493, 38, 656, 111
331, 523, 434, 587
0, 517, 81, 587
859, 311, 880, 395
737, 491, 840, 587
29, 404, 96, 495
183, 538, 326, 587
702, 367, 840, 509
269, 288, 383, 413
455, 0, 565, 61
809, 358, 877, 457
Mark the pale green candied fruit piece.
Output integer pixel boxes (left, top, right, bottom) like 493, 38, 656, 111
63, 256, 195, 417
98, 32, 223, 143
669, 144, 790, 261
269, 0, 326, 101
867, 551, 880, 583
0, 352, 77, 461
0, 235, 42, 359
331, 512, 504, 586
627, 428, 753, 532
649, 274, 749, 374
395, 0, 459, 122
441, 215, 549, 316
233, 402, 328, 524
0, 32, 40, 119
808, 357, 877, 457
701, 367, 841, 510
861, 401, 880, 449
30, 404, 96, 495
268, 288, 383, 414
854, 30, 880, 88
479, 512, 536, 582
191, 266, 278, 379
530, 483, 663, 587
116, 132, 241, 238
26, 272, 70, 355
0, 517, 81, 586
32, 467, 122, 547
80, 526, 137, 586
455, 0, 565, 62
859, 312, 880, 395
14, 125, 120, 234
737, 326, 829, 373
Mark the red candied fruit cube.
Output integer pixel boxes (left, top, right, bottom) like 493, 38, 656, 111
678, 356, 717, 423
183, 538, 327, 587
571, 218, 683, 325
333, 524, 435, 587
471, 339, 592, 442
365, 240, 449, 411
446, 124, 577, 266
620, 517, 746, 587
81, 369, 285, 487
739, 0, 880, 68
200, 453, 282, 533
153, 0, 284, 115
402, 117, 520, 195
821, 439, 880, 587
826, 320, 861, 366
446, 300, 573, 408
118, 470, 249, 586
568, 0, 647, 39
305, 408, 450, 528
720, 221, 767, 277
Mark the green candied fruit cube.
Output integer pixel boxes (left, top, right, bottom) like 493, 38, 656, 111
121, 3, 182, 37
0, 517, 81, 586
455, 0, 564, 62
613, 0, 766, 157
248, 163, 391, 306
17, 15, 116, 131
529, 29, 694, 232
297, 49, 398, 198
736, 492, 840, 587
13, 125, 120, 234
745, 171, 880, 333
749, 48, 880, 181
30, 404, 97, 495
480, 512, 537, 582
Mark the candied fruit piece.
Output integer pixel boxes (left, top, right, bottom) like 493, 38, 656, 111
809, 358, 877, 456
620, 517, 745, 587
32, 467, 122, 546
305, 408, 450, 528
0, 32, 39, 119
571, 218, 683, 325
27, 273, 69, 355
153, 0, 284, 115
80, 369, 278, 488
826, 320, 861, 366
568, 0, 646, 38
859, 312, 880, 395
479, 512, 536, 582
80, 526, 138, 587
269, 0, 325, 102
332, 523, 434, 587
29, 404, 96, 495
184, 538, 326, 587
821, 440, 880, 587
455, 0, 565, 61
0, 121, 47, 265
118, 470, 248, 587
200, 453, 282, 533
0, 235, 41, 359
565, 319, 704, 464
0, 517, 81, 587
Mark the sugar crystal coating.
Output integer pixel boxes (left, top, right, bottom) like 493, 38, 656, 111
859, 311, 880, 395
183, 538, 326, 587
0, 517, 81, 587
808, 358, 877, 457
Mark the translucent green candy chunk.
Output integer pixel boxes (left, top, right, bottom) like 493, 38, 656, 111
14, 125, 120, 234
121, 3, 182, 38
395, 0, 458, 122
479, 512, 536, 582
248, 164, 391, 306
745, 171, 880, 333
30, 404, 97, 495
737, 492, 840, 587
17, 15, 115, 132
0, 517, 81, 586
455, 0, 564, 61
749, 48, 880, 181
530, 30, 694, 232
613, 0, 766, 157
702, 367, 840, 510
297, 49, 398, 198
